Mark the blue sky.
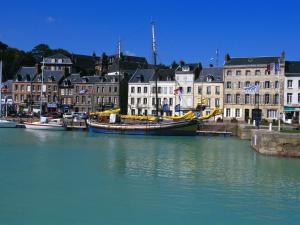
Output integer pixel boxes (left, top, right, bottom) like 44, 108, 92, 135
1, 0, 300, 66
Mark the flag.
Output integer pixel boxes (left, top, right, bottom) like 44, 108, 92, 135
275, 59, 280, 74
175, 104, 180, 112
243, 85, 260, 94
79, 89, 88, 94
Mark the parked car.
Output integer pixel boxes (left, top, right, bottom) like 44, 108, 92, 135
73, 112, 88, 120
63, 112, 73, 119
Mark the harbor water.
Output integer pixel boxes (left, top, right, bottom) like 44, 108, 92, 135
0, 129, 300, 225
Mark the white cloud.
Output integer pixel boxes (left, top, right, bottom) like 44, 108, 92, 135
46, 16, 55, 23
125, 50, 136, 56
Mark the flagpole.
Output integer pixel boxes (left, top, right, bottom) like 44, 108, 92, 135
278, 59, 281, 132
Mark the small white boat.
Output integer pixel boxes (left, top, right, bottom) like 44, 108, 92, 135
24, 118, 65, 131
0, 119, 17, 128
0, 61, 17, 128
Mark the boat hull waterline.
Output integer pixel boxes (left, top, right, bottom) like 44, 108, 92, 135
24, 122, 65, 131
0, 120, 17, 128
87, 119, 198, 136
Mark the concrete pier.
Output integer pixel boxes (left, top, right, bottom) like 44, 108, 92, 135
251, 129, 300, 157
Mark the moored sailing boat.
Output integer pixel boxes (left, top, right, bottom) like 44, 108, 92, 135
87, 22, 199, 136
0, 61, 17, 128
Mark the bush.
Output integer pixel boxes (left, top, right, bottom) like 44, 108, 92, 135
261, 119, 269, 126
231, 118, 238, 123
216, 117, 223, 123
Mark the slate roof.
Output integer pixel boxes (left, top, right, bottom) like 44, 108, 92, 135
43, 54, 73, 65
225, 57, 280, 66
61, 74, 82, 86
33, 70, 64, 83
1, 80, 13, 92
285, 61, 300, 76
129, 69, 155, 83
71, 54, 99, 70
195, 67, 223, 83
15, 67, 37, 82
175, 63, 201, 74
129, 68, 175, 83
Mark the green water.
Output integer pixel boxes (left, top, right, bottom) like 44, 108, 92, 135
0, 129, 299, 225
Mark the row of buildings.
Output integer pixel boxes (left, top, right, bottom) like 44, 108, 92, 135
2, 52, 300, 124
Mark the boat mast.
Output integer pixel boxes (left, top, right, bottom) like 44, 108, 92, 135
151, 20, 159, 116
0, 61, 2, 118
40, 59, 44, 116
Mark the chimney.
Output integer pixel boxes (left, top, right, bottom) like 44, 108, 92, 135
35, 63, 41, 75
224, 53, 231, 63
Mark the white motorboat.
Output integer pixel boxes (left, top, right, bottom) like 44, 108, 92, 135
0, 61, 17, 128
24, 118, 65, 131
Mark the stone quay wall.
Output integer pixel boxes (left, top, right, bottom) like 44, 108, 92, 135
251, 129, 300, 157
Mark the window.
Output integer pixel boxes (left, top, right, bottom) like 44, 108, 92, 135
215, 98, 220, 107
235, 109, 240, 118
226, 108, 231, 117
102, 87, 105, 93
143, 98, 147, 105
158, 87, 161, 94
238, 81, 241, 88
264, 81, 270, 88
137, 87, 141, 93
131, 109, 135, 115
255, 94, 259, 104
207, 98, 211, 107
131, 87, 135, 93
265, 94, 270, 104
109, 87, 112, 93
267, 110, 277, 119
245, 81, 250, 87
226, 81, 232, 89
187, 87, 192, 93
198, 86, 202, 94
236, 70, 241, 76
131, 98, 135, 105
287, 93, 292, 104
235, 94, 241, 104
245, 70, 251, 76
206, 86, 211, 94
169, 98, 173, 106
108, 97, 111, 103
255, 70, 261, 75
215, 86, 220, 95
38, 85, 41, 91
255, 81, 260, 87
137, 98, 141, 104
265, 70, 271, 75
298, 80, 300, 88
144, 110, 148, 116
114, 97, 117, 104
287, 80, 293, 88
82, 96, 86, 103
144, 87, 147, 93
226, 70, 232, 76
163, 87, 167, 94
275, 81, 279, 88
298, 93, 300, 103
245, 94, 250, 104
226, 94, 232, 103
152, 98, 155, 105
274, 94, 279, 104
76, 96, 79, 103
114, 87, 118, 92
14, 85, 19, 91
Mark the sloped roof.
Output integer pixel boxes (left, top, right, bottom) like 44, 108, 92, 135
43, 54, 72, 65
195, 67, 223, 82
61, 73, 82, 86
129, 68, 155, 83
15, 67, 37, 82
33, 70, 65, 83
153, 69, 175, 81
285, 61, 300, 75
225, 57, 280, 66
175, 63, 200, 74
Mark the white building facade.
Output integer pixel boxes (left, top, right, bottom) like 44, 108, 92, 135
283, 61, 300, 124
175, 64, 200, 114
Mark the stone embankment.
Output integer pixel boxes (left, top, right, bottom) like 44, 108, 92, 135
251, 129, 300, 157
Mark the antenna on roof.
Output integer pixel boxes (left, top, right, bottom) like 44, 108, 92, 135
216, 49, 219, 67
118, 37, 121, 59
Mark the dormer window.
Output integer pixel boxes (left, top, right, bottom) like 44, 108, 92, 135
51, 58, 56, 63
26, 74, 31, 82
182, 66, 190, 72
17, 74, 22, 81
58, 59, 62, 63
